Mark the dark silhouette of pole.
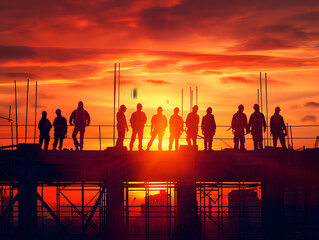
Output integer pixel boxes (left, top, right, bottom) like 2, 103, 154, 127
10, 105, 13, 148
34, 81, 37, 143
189, 87, 192, 112
286, 123, 290, 148
259, 72, 263, 113
113, 63, 117, 147
15, 80, 18, 145
257, 89, 259, 106
11, 122, 13, 149
182, 89, 184, 119
118, 63, 120, 111
290, 126, 294, 149
25, 78, 29, 143
265, 73, 269, 146
99, 125, 102, 151
196, 86, 198, 106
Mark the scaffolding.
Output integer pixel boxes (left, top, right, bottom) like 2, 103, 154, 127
197, 182, 262, 240
124, 182, 177, 240
1, 146, 319, 239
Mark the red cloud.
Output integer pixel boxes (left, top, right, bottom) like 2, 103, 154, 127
145, 60, 176, 69
220, 76, 252, 84
229, 37, 294, 51
301, 115, 317, 123
304, 101, 319, 108
220, 76, 288, 85
145, 79, 171, 85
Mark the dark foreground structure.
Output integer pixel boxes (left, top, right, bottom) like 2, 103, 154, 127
0, 145, 319, 240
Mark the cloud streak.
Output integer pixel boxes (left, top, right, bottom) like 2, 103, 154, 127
145, 79, 171, 85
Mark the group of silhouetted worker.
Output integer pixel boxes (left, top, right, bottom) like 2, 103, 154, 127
114, 103, 287, 151
38, 101, 90, 150
38, 101, 287, 151
231, 104, 287, 151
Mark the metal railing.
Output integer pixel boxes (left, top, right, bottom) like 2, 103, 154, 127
0, 124, 318, 150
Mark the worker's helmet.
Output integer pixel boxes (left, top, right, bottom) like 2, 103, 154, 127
253, 104, 259, 110
157, 106, 163, 114
42, 111, 47, 116
192, 105, 198, 112
207, 107, 212, 114
238, 104, 244, 111
275, 106, 281, 113
120, 105, 127, 111
174, 107, 179, 114
56, 109, 61, 114
78, 101, 84, 108
137, 103, 142, 110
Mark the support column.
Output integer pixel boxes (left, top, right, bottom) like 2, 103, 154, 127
17, 144, 39, 239
106, 158, 126, 240
177, 150, 200, 240
262, 151, 286, 240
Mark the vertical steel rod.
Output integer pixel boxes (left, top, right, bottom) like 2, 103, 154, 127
260, 72, 263, 113
11, 123, 13, 149
182, 89, 184, 119
14, 80, 18, 145
25, 78, 29, 143
99, 125, 102, 151
286, 123, 290, 148
34, 81, 37, 143
113, 63, 117, 147
82, 183, 85, 234
265, 73, 269, 146
118, 63, 120, 111
190, 87, 192, 112
290, 126, 294, 149
257, 89, 259, 107
196, 86, 198, 106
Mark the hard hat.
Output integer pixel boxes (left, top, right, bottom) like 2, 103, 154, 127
157, 106, 163, 113
120, 105, 127, 110
137, 103, 142, 110
56, 109, 61, 114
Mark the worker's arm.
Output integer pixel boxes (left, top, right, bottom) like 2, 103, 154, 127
69, 111, 75, 126
86, 111, 91, 126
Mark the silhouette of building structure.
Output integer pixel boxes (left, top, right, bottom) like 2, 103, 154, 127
0, 145, 319, 239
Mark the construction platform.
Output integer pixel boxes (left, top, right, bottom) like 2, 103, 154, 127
0, 145, 319, 240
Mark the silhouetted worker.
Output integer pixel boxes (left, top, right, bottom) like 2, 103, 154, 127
147, 107, 167, 151
169, 107, 184, 151
116, 105, 129, 148
69, 101, 91, 151
231, 104, 248, 150
248, 104, 266, 150
38, 111, 52, 150
129, 103, 147, 151
201, 107, 216, 151
186, 105, 200, 147
53, 109, 67, 150
270, 107, 287, 148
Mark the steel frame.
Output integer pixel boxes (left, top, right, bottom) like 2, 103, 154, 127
196, 182, 263, 240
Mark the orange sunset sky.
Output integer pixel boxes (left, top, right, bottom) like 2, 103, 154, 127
1, 0, 319, 150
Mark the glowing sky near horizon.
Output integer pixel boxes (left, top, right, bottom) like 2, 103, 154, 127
1, 0, 319, 149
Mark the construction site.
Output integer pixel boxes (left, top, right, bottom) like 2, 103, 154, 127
0, 144, 318, 240
0, 70, 319, 240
